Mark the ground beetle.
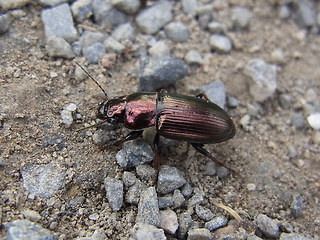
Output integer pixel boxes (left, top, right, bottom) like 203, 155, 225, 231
76, 63, 236, 171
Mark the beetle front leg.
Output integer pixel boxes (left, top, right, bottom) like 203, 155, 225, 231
113, 130, 144, 147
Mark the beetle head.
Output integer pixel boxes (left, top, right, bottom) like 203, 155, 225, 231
97, 98, 126, 124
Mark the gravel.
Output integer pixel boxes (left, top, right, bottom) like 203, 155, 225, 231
46, 37, 75, 59
148, 41, 170, 57
202, 79, 226, 108
159, 209, 179, 234
195, 205, 215, 221
205, 216, 228, 231
307, 113, 320, 130
111, 0, 140, 15
111, 22, 135, 41
125, 179, 146, 205
209, 34, 232, 53
136, 187, 160, 226
157, 165, 187, 195
131, 223, 166, 240
187, 228, 212, 240
256, 214, 280, 239
184, 50, 204, 65
82, 42, 106, 64
232, 7, 252, 29
164, 21, 189, 42
104, 177, 123, 211
0, 13, 10, 34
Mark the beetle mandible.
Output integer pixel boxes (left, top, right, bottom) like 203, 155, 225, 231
76, 63, 236, 172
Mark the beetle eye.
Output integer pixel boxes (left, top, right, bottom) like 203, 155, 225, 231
108, 118, 118, 124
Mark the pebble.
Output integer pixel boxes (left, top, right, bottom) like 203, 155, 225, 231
159, 209, 179, 234
256, 214, 280, 239
88, 212, 99, 221
104, 177, 123, 211
209, 34, 232, 53
136, 1, 173, 34
178, 212, 193, 238
125, 179, 146, 205
278, 94, 292, 110
116, 139, 154, 168
139, 57, 188, 91
21, 209, 41, 222
290, 194, 304, 218
205, 216, 228, 231
247, 234, 263, 240
148, 41, 170, 57
187, 192, 204, 207
181, 0, 197, 16
287, 145, 298, 159
204, 161, 216, 176
92, 129, 116, 146
227, 96, 239, 108
164, 21, 189, 42
195, 205, 215, 221
0, 13, 10, 34
82, 42, 106, 64
136, 187, 160, 226
42, 134, 66, 150
136, 164, 155, 180
307, 113, 320, 130
244, 58, 277, 102
21, 163, 66, 198
292, 0, 316, 28
312, 131, 320, 144
68, 196, 85, 208
202, 79, 226, 108
6, 219, 58, 240
279, 5, 290, 19
232, 7, 252, 29
157, 165, 187, 195
71, 0, 93, 21
122, 171, 137, 187
104, 37, 125, 53
41, 3, 78, 43
270, 48, 286, 64
158, 196, 174, 209
131, 223, 166, 240
38, 0, 67, 7
290, 112, 305, 129
111, 0, 140, 15
77, 229, 107, 240
46, 37, 75, 59
61, 103, 76, 127
187, 228, 212, 240
184, 50, 204, 65
0, 0, 30, 11
181, 182, 193, 198
246, 183, 256, 191
112, 22, 135, 42
172, 189, 186, 209
79, 31, 105, 47
207, 21, 225, 34
279, 233, 313, 240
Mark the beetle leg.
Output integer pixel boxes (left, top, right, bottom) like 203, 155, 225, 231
196, 93, 210, 101
152, 133, 161, 183
191, 143, 236, 174
113, 130, 144, 147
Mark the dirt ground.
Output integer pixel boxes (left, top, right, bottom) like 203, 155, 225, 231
0, 1, 320, 239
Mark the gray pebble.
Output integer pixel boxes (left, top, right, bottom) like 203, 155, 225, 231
112, 22, 135, 42
205, 216, 228, 231
278, 94, 292, 110
76, 229, 106, 240
140, 57, 188, 91
136, 187, 160, 226
187, 192, 204, 207
92, 0, 111, 24
178, 212, 193, 238
195, 205, 215, 221
158, 195, 174, 209
122, 171, 137, 187
131, 223, 166, 240
68, 196, 85, 208
125, 179, 146, 205
71, 0, 93, 21
0, 13, 10, 34
0, 0, 30, 11
46, 37, 75, 59
159, 209, 179, 234
172, 189, 186, 208
209, 34, 232, 53
290, 194, 304, 218
136, 1, 173, 34
104, 177, 123, 211
292, 0, 316, 28
227, 96, 239, 108
38, 0, 67, 7
187, 228, 212, 240
116, 139, 154, 168
82, 42, 106, 64
148, 41, 170, 57
290, 112, 305, 129
247, 234, 263, 240
208, 21, 225, 34
287, 145, 298, 159
185, 50, 204, 65
41, 3, 78, 42
181, 182, 193, 198
42, 134, 66, 151
61, 103, 76, 127
181, 0, 197, 16
104, 37, 125, 53
71, 41, 82, 56
136, 164, 155, 181
79, 30, 105, 47
216, 166, 229, 178
157, 165, 187, 194
232, 7, 252, 29
92, 129, 116, 146
244, 58, 277, 102
164, 21, 189, 42
202, 79, 226, 108
6, 219, 58, 240
279, 5, 290, 19
279, 233, 313, 240
112, 0, 140, 15
21, 163, 66, 198
256, 214, 280, 239
21, 209, 41, 222
205, 161, 216, 176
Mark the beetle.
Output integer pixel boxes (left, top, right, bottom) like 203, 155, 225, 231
76, 63, 236, 172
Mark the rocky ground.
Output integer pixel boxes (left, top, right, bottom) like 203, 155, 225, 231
0, 0, 320, 239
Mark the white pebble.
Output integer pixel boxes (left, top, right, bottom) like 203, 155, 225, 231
307, 113, 320, 130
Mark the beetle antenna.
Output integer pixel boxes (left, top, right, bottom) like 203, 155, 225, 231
75, 62, 109, 99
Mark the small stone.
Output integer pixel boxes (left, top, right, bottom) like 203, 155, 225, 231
61, 103, 76, 127
278, 94, 291, 109
139, 57, 188, 91
172, 189, 185, 209
22, 209, 41, 222
131, 223, 166, 240
79, 31, 105, 47
290, 194, 304, 218
216, 166, 229, 178
279, 5, 290, 19
69, 196, 85, 208
209, 34, 232, 53
0, 13, 10, 34
256, 214, 280, 239
112, 0, 140, 15
125, 180, 146, 205
82, 42, 106, 64
195, 205, 215, 221
185, 50, 204, 65
292, 0, 316, 28
136, 164, 155, 181
76, 229, 107, 240
164, 21, 189, 42
148, 41, 170, 57
312, 131, 320, 144
307, 113, 320, 130
0, 0, 30, 11
187, 192, 204, 207
227, 96, 239, 108
122, 171, 136, 187
232, 7, 252, 29
41, 3, 78, 42
104, 177, 123, 211
204, 161, 216, 176
116, 139, 154, 168
6, 219, 58, 240
71, 0, 93, 21
181, 0, 197, 16
88, 212, 99, 221
290, 112, 305, 129
158, 196, 174, 209
270, 48, 285, 64
136, 187, 160, 226
205, 216, 228, 231
287, 145, 298, 159
244, 58, 277, 102
104, 37, 125, 53
46, 37, 75, 59
187, 228, 212, 240
136, 1, 173, 34
38, 0, 67, 6
181, 182, 193, 198
208, 21, 225, 33
50, 71, 58, 78
159, 209, 178, 234
157, 165, 187, 195
111, 22, 135, 42
178, 212, 193, 238
74, 65, 88, 81
279, 233, 313, 240
246, 183, 256, 191
202, 79, 226, 108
